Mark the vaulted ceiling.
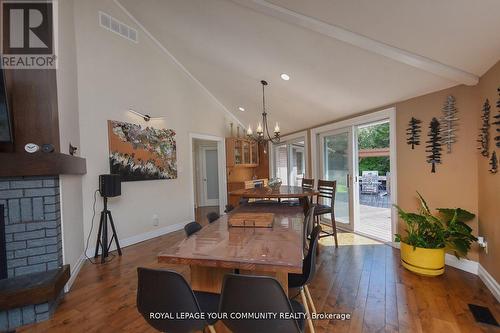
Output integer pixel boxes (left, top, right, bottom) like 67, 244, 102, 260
118, 0, 500, 134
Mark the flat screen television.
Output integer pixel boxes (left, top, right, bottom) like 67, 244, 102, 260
0, 67, 12, 142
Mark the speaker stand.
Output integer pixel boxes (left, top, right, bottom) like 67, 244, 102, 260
94, 197, 122, 263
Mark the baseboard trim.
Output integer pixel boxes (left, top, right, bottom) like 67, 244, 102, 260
444, 254, 478, 275
478, 264, 500, 303
86, 221, 187, 258
65, 252, 86, 292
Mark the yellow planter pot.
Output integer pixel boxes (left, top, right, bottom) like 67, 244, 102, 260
400, 242, 445, 276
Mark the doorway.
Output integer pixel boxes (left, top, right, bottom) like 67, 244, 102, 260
193, 139, 219, 207
314, 109, 396, 243
354, 120, 392, 242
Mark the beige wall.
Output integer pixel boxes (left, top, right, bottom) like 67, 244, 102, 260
477, 61, 500, 281
395, 85, 480, 261
56, 0, 85, 277
73, 0, 231, 250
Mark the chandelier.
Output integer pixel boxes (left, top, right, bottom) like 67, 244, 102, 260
246, 80, 280, 144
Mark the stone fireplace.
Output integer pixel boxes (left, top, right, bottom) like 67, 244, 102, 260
0, 176, 67, 331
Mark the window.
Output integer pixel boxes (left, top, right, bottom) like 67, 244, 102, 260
272, 137, 306, 186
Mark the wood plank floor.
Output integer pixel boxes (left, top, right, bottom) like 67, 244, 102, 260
18, 222, 500, 332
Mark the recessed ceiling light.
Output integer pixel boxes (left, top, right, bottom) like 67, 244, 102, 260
280, 73, 290, 81
238, 106, 245, 112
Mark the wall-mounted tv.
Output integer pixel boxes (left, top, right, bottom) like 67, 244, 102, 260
0, 67, 12, 142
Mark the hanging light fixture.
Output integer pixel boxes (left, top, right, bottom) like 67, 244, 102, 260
246, 80, 281, 144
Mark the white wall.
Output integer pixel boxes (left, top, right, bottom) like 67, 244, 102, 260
73, 0, 231, 248
56, 0, 85, 280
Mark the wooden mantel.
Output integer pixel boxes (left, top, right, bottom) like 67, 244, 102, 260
0, 66, 87, 177
0, 153, 86, 177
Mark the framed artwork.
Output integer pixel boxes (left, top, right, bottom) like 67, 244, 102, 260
107, 120, 177, 181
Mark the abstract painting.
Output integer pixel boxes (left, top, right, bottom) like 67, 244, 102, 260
107, 120, 177, 181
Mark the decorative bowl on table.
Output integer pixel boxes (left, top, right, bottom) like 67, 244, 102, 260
268, 178, 282, 190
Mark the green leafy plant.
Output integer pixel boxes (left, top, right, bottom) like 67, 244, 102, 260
394, 192, 477, 258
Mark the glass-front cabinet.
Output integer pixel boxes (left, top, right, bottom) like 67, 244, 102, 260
250, 142, 259, 165
226, 138, 259, 167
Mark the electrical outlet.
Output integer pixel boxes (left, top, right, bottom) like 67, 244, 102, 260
478, 236, 488, 254
152, 214, 159, 226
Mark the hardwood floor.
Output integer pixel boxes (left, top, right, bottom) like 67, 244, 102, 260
18, 226, 499, 332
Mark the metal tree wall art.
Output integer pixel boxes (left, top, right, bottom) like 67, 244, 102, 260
494, 87, 500, 148
490, 151, 498, 174
441, 95, 458, 153
477, 99, 491, 157
426, 117, 442, 173
406, 117, 422, 149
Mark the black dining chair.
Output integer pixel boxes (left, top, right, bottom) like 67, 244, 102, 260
136, 267, 219, 333
303, 204, 316, 254
206, 211, 220, 223
219, 274, 305, 333
313, 180, 338, 248
184, 221, 202, 237
225, 204, 235, 212
289, 225, 321, 333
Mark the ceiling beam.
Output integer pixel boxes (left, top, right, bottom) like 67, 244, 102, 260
231, 0, 479, 86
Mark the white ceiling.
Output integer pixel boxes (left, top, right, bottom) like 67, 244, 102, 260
118, 0, 500, 134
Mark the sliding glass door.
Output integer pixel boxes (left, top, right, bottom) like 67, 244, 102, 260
272, 138, 306, 186
316, 117, 394, 241
354, 120, 392, 241
319, 128, 353, 230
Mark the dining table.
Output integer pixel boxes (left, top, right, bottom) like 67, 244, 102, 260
157, 203, 304, 296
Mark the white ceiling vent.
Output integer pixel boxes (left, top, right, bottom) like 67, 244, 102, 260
99, 11, 138, 43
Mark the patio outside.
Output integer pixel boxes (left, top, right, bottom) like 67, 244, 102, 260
355, 121, 392, 242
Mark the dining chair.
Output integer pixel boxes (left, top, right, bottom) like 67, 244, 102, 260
301, 178, 314, 190
313, 180, 338, 248
219, 274, 305, 333
282, 178, 315, 206
289, 225, 321, 333
184, 221, 202, 237
206, 211, 220, 223
136, 267, 219, 333
303, 204, 316, 254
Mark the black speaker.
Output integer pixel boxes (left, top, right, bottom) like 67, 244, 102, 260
99, 174, 121, 198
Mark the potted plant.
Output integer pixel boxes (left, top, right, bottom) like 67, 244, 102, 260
394, 192, 477, 276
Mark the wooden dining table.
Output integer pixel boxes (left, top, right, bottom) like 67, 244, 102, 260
157, 203, 304, 295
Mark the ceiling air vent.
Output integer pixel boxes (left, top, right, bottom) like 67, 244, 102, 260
99, 11, 138, 43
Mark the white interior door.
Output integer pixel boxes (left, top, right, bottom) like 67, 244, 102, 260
200, 147, 219, 206
319, 128, 354, 231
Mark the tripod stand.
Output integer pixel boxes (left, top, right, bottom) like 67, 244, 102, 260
94, 196, 122, 263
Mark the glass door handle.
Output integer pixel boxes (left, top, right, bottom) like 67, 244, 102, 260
346, 174, 350, 188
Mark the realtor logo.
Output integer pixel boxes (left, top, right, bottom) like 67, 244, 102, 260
1, 1, 57, 69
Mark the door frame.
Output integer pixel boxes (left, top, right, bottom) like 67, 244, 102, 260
189, 133, 227, 216
310, 107, 397, 242
199, 145, 219, 207
318, 127, 354, 231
